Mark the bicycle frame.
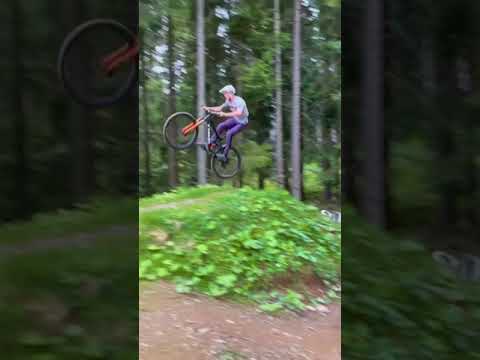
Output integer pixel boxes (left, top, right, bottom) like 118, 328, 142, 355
181, 113, 220, 146
101, 37, 139, 74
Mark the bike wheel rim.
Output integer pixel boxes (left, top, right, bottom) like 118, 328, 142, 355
165, 113, 197, 148
213, 148, 241, 178
61, 23, 136, 106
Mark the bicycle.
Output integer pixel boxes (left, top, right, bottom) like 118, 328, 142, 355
163, 110, 242, 179
58, 19, 138, 107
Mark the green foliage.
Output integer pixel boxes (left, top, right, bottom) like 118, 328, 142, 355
342, 207, 480, 358
217, 350, 248, 360
1, 198, 136, 244
325, 0, 341, 7
140, 184, 230, 208
241, 140, 273, 180
0, 198, 137, 358
139, 187, 340, 311
240, 53, 275, 104
139, 0, 341, 201
391, 137, 439, 221
304, 162, 324, 193
0, 236, 137, 360
259, 290, 313, 313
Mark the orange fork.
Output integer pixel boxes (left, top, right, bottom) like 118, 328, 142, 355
182, 116, 205, 135
101, 43, 130, 66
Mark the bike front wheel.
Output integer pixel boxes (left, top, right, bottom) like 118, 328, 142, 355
211, 146, 241, 179
58, 19, 138, 107
163, 112, 198, 150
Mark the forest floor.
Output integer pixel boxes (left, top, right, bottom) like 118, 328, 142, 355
140, 280, 340, 360
0, 189, 340, 359
139, 189, 341, 360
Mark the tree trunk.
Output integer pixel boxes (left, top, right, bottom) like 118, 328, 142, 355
291, 0, 302, 200
341, 91, 356, 205
284, 153, 290, 191
274, 0, 285, 188
11, 0, 30, 219
258, 170, 266, 189
141, 30, 152, 195
66, 1, 90, 205
196, 0, 207, 184
435, 42, 457, 226
322, 120, 333, 202
360, 0, 385, 227
167, 13, 178, 188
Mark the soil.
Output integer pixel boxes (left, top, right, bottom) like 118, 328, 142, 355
140, 281, 340, 360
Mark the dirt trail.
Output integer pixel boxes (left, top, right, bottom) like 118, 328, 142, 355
0, 225, 136, 260
140, 191, 232, 213
140, 199, 203, 213
140, 281, 340, 360
0, 192, 223, 258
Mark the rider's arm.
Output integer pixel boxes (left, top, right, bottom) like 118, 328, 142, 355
203, 105, 223, 112
219, 109, 242, 117
219, 103, 244, 117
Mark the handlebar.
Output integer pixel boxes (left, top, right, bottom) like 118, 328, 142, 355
205, 109, 219, 114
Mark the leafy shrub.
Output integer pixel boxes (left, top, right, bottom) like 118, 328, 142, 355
0, 237, 137, 359
139, 187, 341, 311
2, 197, 136, 244
304, 162, 324, 193
342, 207, 480, 359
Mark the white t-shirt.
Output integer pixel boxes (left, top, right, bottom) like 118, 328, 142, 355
223, 96, 249, 124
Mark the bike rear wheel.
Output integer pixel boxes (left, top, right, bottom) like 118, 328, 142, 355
211, 146, 241, 179
163, 112, 198, 150
58, 19, 137, 107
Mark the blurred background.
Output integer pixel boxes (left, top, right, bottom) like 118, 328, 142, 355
0, 1, 138, 358
0, 0, 138, 223
342, 0, 480, 358
344, 0, 479, 249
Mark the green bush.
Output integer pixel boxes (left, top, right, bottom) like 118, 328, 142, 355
342, 207, 480, 359
0, 237, 137, 359
304, 162, 324, 193
139, 187, 341, 311
1, 197, 136, 244
390, 138, 439, 224
139, 184, 229, 208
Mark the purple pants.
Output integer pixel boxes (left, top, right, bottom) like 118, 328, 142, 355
211, 118, 247, 156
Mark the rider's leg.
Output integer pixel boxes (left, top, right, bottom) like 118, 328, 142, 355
209, 118, 236, 144
223, 122, 246, 157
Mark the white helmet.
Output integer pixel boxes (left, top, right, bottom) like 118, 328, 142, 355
219, 84, 236, 94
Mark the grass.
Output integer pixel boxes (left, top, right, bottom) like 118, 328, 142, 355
216, 350, 248, 360
0, 198, 138, 359
0, 234, 137, 360
139, 186, 341, 313
0, 197, 137, 244
139, 184, 233, 208
342, 207, 480, 359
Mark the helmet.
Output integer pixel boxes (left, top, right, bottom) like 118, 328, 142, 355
219, 84, 236, 94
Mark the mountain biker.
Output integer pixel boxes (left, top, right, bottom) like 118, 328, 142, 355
202, 84, 249, 162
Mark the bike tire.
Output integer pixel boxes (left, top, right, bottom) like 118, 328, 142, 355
211, 146, 241, 179
163, 112, 198, 150
58, 19, 138, 107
